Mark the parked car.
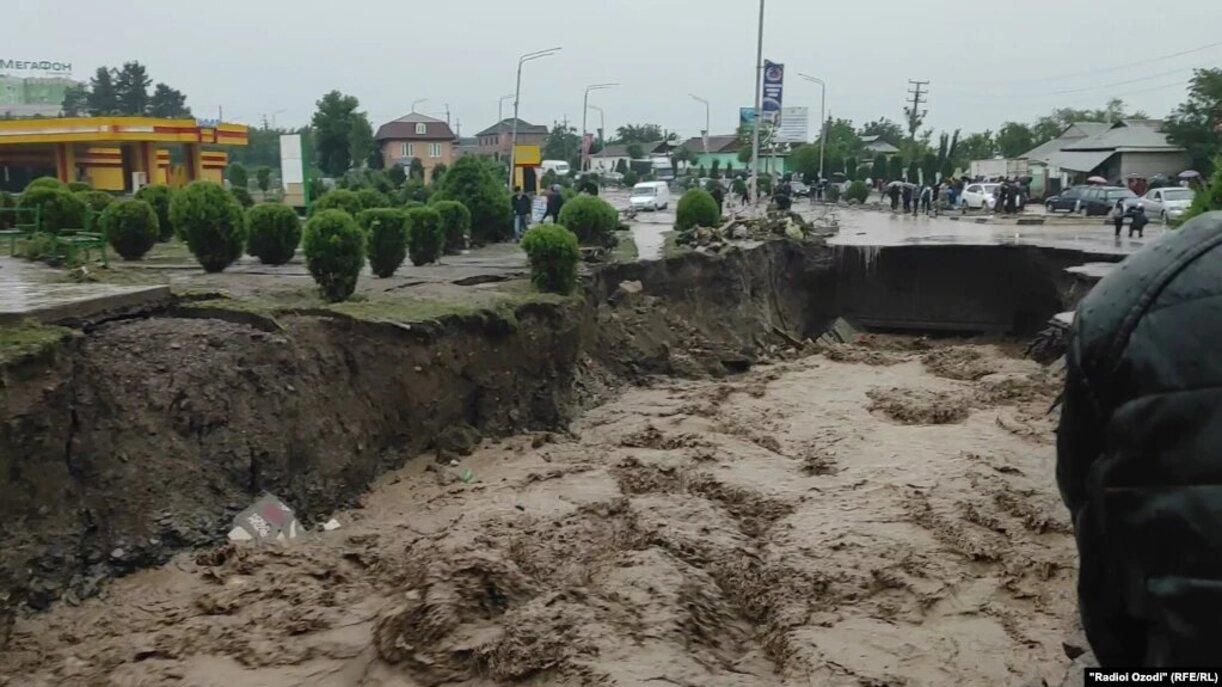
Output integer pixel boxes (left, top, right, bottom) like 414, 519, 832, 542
790, 181, 811, 197
1046, 185, 1138, 216
1138, 187, 1195, 222
629, 181, 670, 211
961, 183, 1001, 210
1045, 185, 1091, 213
540, 160, 572, 176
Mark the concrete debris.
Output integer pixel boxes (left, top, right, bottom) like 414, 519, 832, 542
227, 494, 302, 544
815, 317, 860, 347
322, 519, 342, 532
1026, 312, 1072, 365
676, 210, 837, 252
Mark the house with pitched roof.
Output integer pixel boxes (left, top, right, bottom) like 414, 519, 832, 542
473, 118, 549, 160
374, 112, 457, 178
1021, 120, 1190, 196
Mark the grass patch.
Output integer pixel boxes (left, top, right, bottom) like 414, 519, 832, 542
610, 230, 639, 263
660, 230, 685, 259
0, 320, 75, 365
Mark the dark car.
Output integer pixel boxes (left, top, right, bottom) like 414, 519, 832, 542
1046, 185, 1138, 216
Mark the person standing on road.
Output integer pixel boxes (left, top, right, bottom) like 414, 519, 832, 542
1129, 205, 1149, 238
1057, 211, 1222, 666
918, 184, 933, 215
888, 183, 901, 212
901, 184, 913, 213
542, 185, 564, 224
511, 186, 531, 240
1110, 199, 1126, 238
709, 184, 725, 215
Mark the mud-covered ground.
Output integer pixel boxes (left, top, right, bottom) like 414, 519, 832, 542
0, 338, 1079, 687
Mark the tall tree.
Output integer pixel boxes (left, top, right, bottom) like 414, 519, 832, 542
613, 123, 667, 144
310, 90, 366, 176
113, 61, 152, 116
860, 117, 905, 143
349, 112, 374, 171
1166, 68, 1222, 175
959, 131, 996, 162
872, 153, 888, 181
60, 84, 89, 116
996, 122, 1035, 158
147, 83, 190, 118
86, 67, 118, 115
789, 144, 821, 181
542, 122, 580, 163
888, 155, 905, 181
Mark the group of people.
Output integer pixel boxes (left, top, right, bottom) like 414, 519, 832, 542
510, 184, 571, 240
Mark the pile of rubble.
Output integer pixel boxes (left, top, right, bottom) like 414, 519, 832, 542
676, 210, 837, 252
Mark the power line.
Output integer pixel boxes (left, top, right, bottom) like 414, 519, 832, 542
952, 40, 1222, 86
941, 67, 1195, 98
941, 77, 1192, 103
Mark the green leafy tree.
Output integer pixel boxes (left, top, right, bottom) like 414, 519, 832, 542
358, 208, 408, 277
227, 162, 249, 190
409, 158, 425, 181
675, 188, 720, 231
349, 112, 374, 172
906, 161, 919, 182
996, 122, 1035, 158
246, 202, 301, 265
615, 158, 628, 174
303, 210, 365, 301
1179, 158, 1222, 225
521, 224, 580, 294
622, 169, 639, 187
959, 131, 996, 162
626, 143, 644, 160
921, 153, 938, 184
113, 61, 152, 115
312, 189, 363, 216
1166, 69, 1222, 175
355, 188, 391, 210
255, 167, 272, 194
18, 187, 86, 234
100, 199, 159, 260
613, 123, 668, 144
76, 190, 113, 229
845, 180, 870, 203
431, 162, 447, 185
399, 178, 431, 204
543, 123, 581, 162
147, 83, 190, 117
872, 153, 888, 181
710, 159, 721, 178
557, 194, 618, 245
888, 156, 905, 181
430, 199, 471, 254
311, 90, 368, 176
431, 156, 512, 244
405, 206, 444, 266
789, 144, 821, 182
86, 67, 118, 115
387, 165, 407, 188
860, 118, 905, 142
134, 185, 175, 241
169, 181, 247, 272
61, 84, 90, 116
230, 187, 254, 209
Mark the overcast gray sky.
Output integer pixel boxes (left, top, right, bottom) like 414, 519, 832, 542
7, 0, 1221, 139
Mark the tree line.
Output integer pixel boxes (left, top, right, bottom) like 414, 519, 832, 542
61, 61, 191, 118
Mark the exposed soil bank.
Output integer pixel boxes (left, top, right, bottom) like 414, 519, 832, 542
0, 239, 1094, 627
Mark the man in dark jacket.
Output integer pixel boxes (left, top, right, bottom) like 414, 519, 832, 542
542, 185, 563, 224
1058, 211, 1222, 666
511, 186, 531, 240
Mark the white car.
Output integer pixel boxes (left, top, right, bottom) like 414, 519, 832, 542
629, 181, 670, 211
1138, 187, 1195, 222
961, 183, 1000, 210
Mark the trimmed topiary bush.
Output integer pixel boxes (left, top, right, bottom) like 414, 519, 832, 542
845, 180, 870, 204
18, 187, 87, 234
557, 194, 618, 246
75, 190, 114, 231
430, 199, 471, 254
405, 206, 444, 266
355, 187, 391, 210
67, 181, 91, 193
100, 199, 159, 260
431, 156, 512, 244
674, 188, 720, 232
825, 183, 841, 203
231, 187, 254, 209
311, 189, 362, 217
24, 176, 66, 193
134, 184, 176, 241
169, 180, 247, 272
521, 224, 580, 294
302, 209, 365, 302
246, 202, 302, 265
360, 208, 408, 277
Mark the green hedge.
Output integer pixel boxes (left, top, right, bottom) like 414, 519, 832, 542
312, 189, 363, 216
430, 199, 471, 254
355, 188, 392, 210
100, 199, 159, 260
231, 187, 254, 209
24, 176, 66, 193
361, 208, 408, 277
67, 181, 91, 193
303, 209, 365, 302
246, 202, 302, 265
675, 188, 720, 231
431, 156, 512, 244
844, 180, 870, 203
134, 185, 176, 241
405, 206, 444, 266
18, 187, 87, 234
521, 224, 580, 294
169, 181, 247, 272
75, 190, 114, 231
557, 195, 618, 246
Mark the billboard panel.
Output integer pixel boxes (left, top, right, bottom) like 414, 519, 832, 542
776, 107, 809, 143
762, 60, 784, 123
279, 134, 303, 187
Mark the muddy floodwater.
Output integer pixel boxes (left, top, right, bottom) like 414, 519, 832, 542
1, 337, 1079, 686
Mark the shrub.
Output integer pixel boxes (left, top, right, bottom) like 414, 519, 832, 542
557, 194, 618, 245
825, 183, 841, 202
622, 169, 639, 187
18, 187, 87, 234
75, 190, 114, 231
312, 189, 362, 216
24, 176, 65, 193
302, 209, 365, 302
845, 180, 870, 204
355, 187, 391, 210
405, 206, 444, 266
674, 188, 720, 231
521, 224, 580, 294
227, 162, 248, 190
1178, 160, 1222, 226
100, 199, 159, 260
255, 166, 272, 194
430, 199, 471, 254
431, 156, 512, 244
169, 181, 247, 272
246, 202, 302, 265
67, 181, 91, 193
361, 209, 408, 277
0, 191, 13, 230
402, 200, 424, 211
23, 232, 57, 261
231, 187, 254, 209
399, 179, 431, 204
134, 185, 175, 241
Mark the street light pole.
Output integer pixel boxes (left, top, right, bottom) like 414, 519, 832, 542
588, 104, 605, 145
750, 0, 765, 203
582, 83, 618, 172
509, 47, 562, 191
689, 94, 710, 155
798, 74, 826, 181
498, 94, 513, 123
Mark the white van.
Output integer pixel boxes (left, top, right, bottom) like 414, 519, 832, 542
540, 160, 572, 176
630, 181, 670, 211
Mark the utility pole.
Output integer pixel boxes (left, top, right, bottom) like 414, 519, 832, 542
444, 103, 451, 127
509, 47, 562, 190
750, 0, 765, 204
904, 80, 929, 180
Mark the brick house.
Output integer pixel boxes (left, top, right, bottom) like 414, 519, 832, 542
473, 118, 548, 160
375, 112, 456, 178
